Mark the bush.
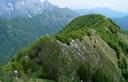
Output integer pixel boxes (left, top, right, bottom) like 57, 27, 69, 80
118, 57, 128, 69
56, 34, 70, 44
92, 68, 113, 82
122, 69, 128, 80
126, 48, 128, 54
41, 62, 59, 81
107, 41, 121, 59
77, 64, 92, 82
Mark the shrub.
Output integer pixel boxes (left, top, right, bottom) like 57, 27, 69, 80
77, 64, 92, 82
122, 69, 128, 80
92, 68, 112, 82
41, 62, 59, 81
126, 48, 128, 54
56, 34, 70, 44
118, 57, 128, 69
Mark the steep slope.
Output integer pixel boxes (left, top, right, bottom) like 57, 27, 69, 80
1, 14, 128, 82
0, 1, 77, 64
0, 0, 42, 18
113, 15, 128, 30
0, 0, 55, 18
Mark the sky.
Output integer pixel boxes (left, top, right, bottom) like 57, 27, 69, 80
43, 0, 128, 12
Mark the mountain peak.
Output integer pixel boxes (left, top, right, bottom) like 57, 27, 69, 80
56, 14, 121, 43
59, 14, 107, 33
0, 0, 55, 18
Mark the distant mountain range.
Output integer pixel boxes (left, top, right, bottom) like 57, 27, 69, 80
0, 0, 78, 64
75, 7, 127, 18
0, 0, 55, 18
112, 16, 128, 30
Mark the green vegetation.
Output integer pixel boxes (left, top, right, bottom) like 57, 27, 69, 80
1, 14, 128, 82
77, 64, 113, 82
122, 69, 128, 80
92, 68, 113, 82
41, 62, 59, 81
56, 14, 128, 81
0, 7, 77, 64
77, 63, 92, 81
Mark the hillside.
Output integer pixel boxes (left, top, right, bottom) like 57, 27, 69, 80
0, 2, 77, 64
75, 7, 128, 30
1, 14, 128, 82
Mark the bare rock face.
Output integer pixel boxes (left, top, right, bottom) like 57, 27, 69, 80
0, 0, 55, 18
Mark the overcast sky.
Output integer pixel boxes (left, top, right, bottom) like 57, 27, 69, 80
42, 0, 128, 12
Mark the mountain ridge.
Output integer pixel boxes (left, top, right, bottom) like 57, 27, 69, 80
0, 0, 59, 18
1, 14, 128, 82
0, 1, 78, 64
